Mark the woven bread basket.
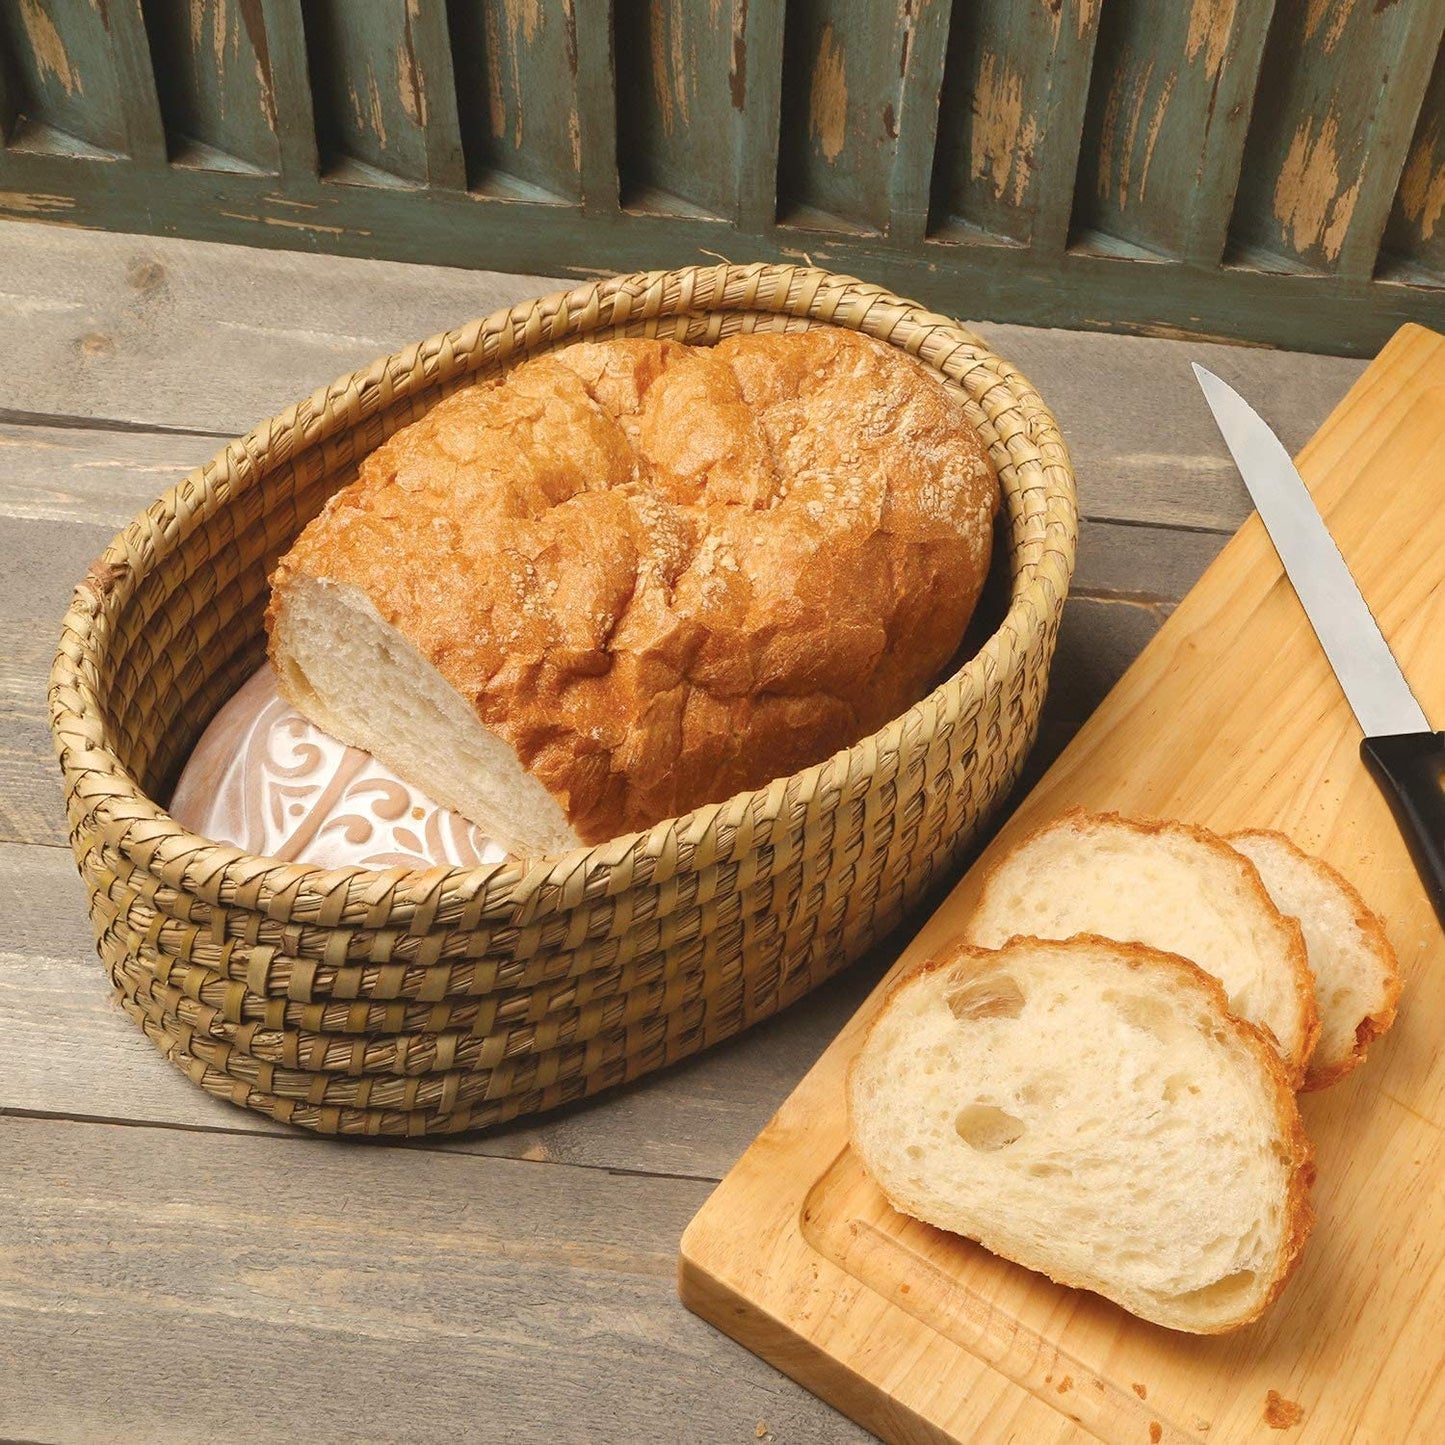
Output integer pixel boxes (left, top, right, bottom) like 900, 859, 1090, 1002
49, 263, 1077, 1137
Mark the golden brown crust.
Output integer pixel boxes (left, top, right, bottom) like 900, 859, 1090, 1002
849, 932, 1316, 1334
1228, 827, 1403, 1091
267, 329, 997, 846
969, 809, 1321, 1087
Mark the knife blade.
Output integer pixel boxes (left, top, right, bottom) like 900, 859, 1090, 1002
1193, 363, 1445, 928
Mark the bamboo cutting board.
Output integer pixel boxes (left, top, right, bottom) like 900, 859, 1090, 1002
679, 324, 1445, 1444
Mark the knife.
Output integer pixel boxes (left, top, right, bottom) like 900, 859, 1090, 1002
1192, 363, 1445, 929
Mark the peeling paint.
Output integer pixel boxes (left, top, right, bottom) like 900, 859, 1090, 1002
0, 190, 76, 214
237, 0, 276, 130
504, 0, 543, 44
484, 6, 508, 143
809, 24, 848, 163
1137, 73, 1175, 205
650, 0, 674, 134
1274, 114, 1358, 261
730, 0, 748, 112
672, 0, 690, 130
20, 0, 81, 96
1398, 129, 1445, 241
970, 54, 1037, 207
398, 6, 427, 130
1116, 60, 1154, 210
1097, 56, 1156, 211
1076, 0, 1102, 41
263, 217, 362, 236
215, 0, 232, 71
1096, 59, 1122, 203
1185, 0, 1235, 77
1320, 174, 1361, 257
488, 0, 541, 151
1303, 0, 1358, 53
563, 0, 578, 80
366, 65, 387, 149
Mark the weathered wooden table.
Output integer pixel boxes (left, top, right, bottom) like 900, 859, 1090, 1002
0, 219, 1369, 1444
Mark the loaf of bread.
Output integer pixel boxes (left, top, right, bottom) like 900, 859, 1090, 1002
965, 811, 1320, 1085
848, 934, 1315, 1333
1228, 829, 1401, 1090
267, 328, 998, 857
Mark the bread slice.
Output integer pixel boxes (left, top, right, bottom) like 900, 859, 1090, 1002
1228, 829, 1401, 1091
848, 935, 1315, 1333
965, 811, 1320, 1086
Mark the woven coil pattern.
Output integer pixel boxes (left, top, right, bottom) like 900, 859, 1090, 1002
49, 264, 1078, 1136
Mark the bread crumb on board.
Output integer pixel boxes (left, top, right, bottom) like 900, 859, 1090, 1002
1265, 1390, 1304, 1428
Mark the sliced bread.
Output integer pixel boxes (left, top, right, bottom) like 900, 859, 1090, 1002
847, 934, 1316, 1333
1229, 829, 1402, 1091
965, 811, 1320, 1086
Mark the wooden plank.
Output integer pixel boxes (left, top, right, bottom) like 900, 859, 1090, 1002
1, 165, 1442, 353
0, 223, 1367, 499
137, 0, 281, 173
1230, 0, 1445, 277
447, 0, 583, 202
614, 0, 740, 219
0, 222, 563, 434
1073, 0, 1276, 264
929, 0, 1104, 250
681, 321, 1445, 1445
775, 0, 949, 235
1381, 41, 1445, 283
0, 1114, 870, 1443
0, 423, 228, 526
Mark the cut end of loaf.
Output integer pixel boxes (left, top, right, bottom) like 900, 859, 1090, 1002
268, 575, 580, 859
848, 934, 1315, 1334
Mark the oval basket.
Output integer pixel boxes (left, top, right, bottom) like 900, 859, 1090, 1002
49, 263, 1077, 1136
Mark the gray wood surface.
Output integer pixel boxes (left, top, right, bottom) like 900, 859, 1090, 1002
0, 218, 1371, 1444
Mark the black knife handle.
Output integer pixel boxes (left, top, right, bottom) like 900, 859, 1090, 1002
1360, 731, 1445, 929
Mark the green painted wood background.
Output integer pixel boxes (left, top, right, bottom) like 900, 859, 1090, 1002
1, 0, 1443, 354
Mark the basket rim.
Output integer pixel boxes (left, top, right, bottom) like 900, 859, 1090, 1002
50, 261, 1077, 917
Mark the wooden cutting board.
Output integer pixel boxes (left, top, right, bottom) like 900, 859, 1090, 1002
679, 323, 1445, 1444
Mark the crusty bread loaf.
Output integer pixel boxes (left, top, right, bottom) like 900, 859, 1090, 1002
964, 811, 1320, 1086
848, 935, 1315, 1333
1229, 829, 1401, 1091
267, 328, 998, 858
